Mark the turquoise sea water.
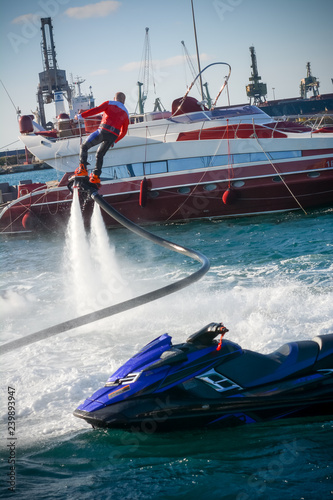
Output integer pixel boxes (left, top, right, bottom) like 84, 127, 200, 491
1, 170, 333, 499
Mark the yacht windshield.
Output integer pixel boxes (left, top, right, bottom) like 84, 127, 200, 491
211, 105, 267, 118
168, 111, 211, 124
168, 105, 268, 123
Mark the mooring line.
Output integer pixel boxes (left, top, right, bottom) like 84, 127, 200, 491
254, 133, 307, 215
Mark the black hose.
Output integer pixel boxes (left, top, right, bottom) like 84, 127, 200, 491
1, 192, 210, 355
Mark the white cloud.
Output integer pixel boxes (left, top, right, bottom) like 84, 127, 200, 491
12, 13, 35, 24
65, 1, 120, 19
89, 69, 110, 76
120, 53, 210, 72
119, 60, 142, 72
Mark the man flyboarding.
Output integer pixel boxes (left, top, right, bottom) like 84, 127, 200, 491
74, 92, 129, 186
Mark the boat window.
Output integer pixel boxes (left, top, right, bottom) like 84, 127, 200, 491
268, 151, 302, 160
209, 155, 229, 167
148, 190, 159, 198
144, 161, 167, 175
102, 166, 114, 178
124, 151, 304, 180
102, 166, 126, 179
249, 152, 267, 162
168, 156, 211, 171
178, 186, 191, 194
131, 163, 144, 176
170, 154, 236, 171
125, 164, 135, 177
103, 163, 144, 178
212, 154, 259, 166
233, 153, 251, 164
203, 183, 217, 191
105, 149, 303, 181
307, 171, 320, 178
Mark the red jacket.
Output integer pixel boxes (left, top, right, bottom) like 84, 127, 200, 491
81, 100, 129, 142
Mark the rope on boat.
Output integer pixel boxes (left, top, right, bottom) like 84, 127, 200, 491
0, 190, 210, 355
211, 65, 232, 109
165, 129, 228, 221
253, 132, 308, 215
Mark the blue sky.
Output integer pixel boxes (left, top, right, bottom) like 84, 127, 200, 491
0, 0, 332, 151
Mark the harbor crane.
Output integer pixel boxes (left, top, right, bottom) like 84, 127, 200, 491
246, 46, 267, 105
37, 17, 71, 128
300, 62, 320, 99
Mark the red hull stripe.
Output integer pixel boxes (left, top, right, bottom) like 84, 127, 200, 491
302, 148, 333, 157
177, 124, 287, 141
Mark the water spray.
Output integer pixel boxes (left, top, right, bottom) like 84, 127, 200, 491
1, 179, 210, 355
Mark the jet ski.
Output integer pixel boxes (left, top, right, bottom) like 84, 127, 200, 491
73, 323, 333, 431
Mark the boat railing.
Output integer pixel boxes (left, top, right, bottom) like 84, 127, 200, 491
125, 116, 310, 143
270, 113, 333, 128
273, 114, 333, 137
51, 112, 333, 144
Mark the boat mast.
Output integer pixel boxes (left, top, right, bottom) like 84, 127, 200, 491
191, 0, 204, 102
137, 27, 151, 114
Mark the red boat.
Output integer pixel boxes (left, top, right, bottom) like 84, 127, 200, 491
1, 82, 332, 233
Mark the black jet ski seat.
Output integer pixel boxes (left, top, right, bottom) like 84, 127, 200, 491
214, 334, 333, 389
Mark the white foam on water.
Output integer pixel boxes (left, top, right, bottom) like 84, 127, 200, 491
1, 212, 333, 449
1, 267, 332, 449
0, 288, 36, 322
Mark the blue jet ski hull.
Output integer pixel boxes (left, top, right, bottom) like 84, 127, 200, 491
74, 323, 333, 431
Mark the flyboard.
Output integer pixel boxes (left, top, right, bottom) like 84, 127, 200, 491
1, 176, 210, 355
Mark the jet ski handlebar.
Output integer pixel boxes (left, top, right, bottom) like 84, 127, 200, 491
186, 322, 229, 345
